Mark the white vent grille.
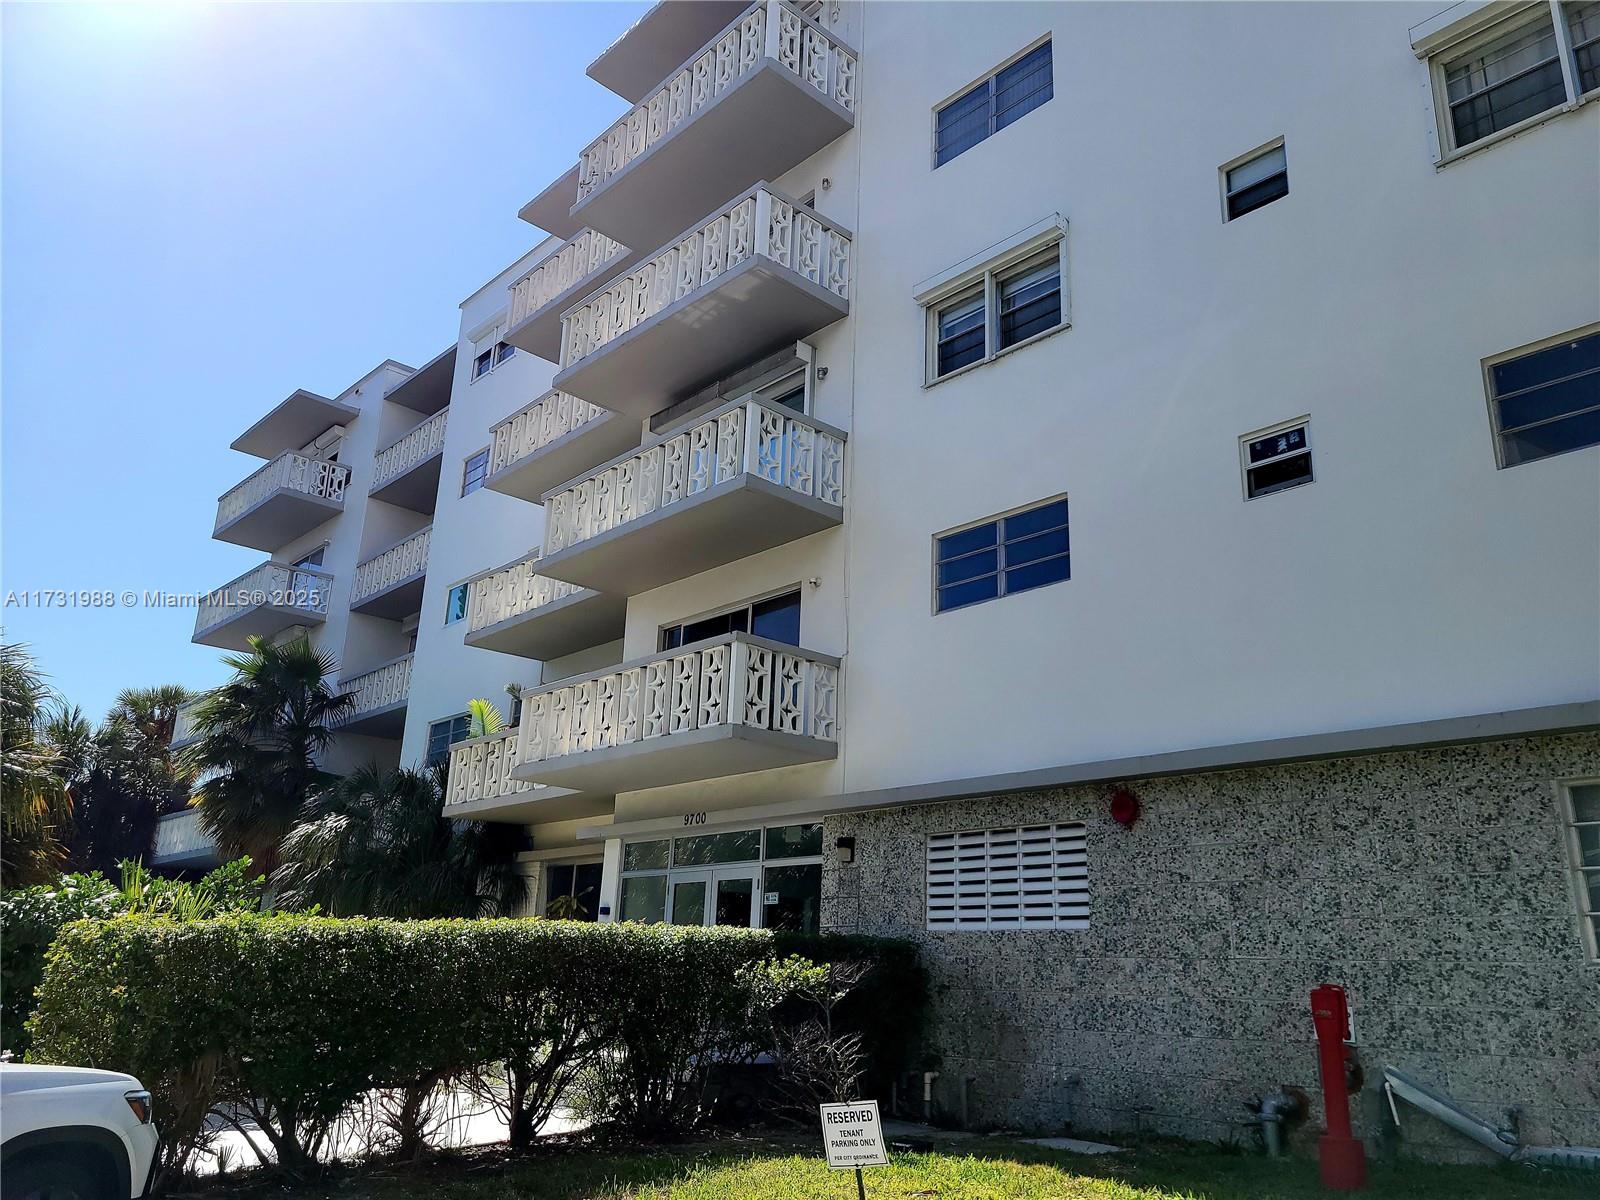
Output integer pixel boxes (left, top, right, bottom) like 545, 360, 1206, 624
926, 823, 1088, 930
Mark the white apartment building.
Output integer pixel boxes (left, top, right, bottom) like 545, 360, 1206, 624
169, 0, 1600, 1158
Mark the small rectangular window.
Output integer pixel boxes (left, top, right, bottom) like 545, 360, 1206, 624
1487, 327, 1600, 467
1224, 142, 1288, 221
997, 251, 1063, 349
935, 497, 1069, 613
496, 341, 516, 365
926, 240, 1066, 381
461, 448, 490, 496
660, 590, 801, 651
935, 40, 1053, 167
426, 714, 470, 766
1241, 419, 1313, 499
473, 348, 494, 379
1572, 0, 1600, 93
1562, 782, 1600, 959
935, 289, 987, 377
927, 823, 1088, 930
444, 582, 469, 625
1442, 9, 1564, 148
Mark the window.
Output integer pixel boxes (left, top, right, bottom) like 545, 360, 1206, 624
544, 861, 603, 921
461, 448, 490, 496
496, 341, 516, 366
444, 582, 469, 625
619, 822, 823, 933
1223, 141, 1288, 221
425, 714, 470, 767
293, 546, 325, 570
1486, 326, 1600, 467
660, 589, 801, 651
935, 497, 1069, 613
1562, 782, 1600, 958
1429, 2, 1600, 155
935, 39, 1053, 166
927, 823, 1088, 930
925, 240, 1065, 381
1240, 419, 1313, 499
470, 322, 515, 381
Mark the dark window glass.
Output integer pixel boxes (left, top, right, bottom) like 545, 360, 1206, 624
546, 862, 601, 920
1574, 2, 1600, 94
1247, 425, 1308, 464
1002, 498, 1068, 540
426, 714, 470, 767
620, 875, 666, 923
772, 385, 806, 413
1005, 555, 1070, 595
765, 823, 823, 859
750, 591, 802, 645
1445, 14, 1564, 147
624, 840, 669, 871
936, 290, 986, 376
937, 499, 1070, 613
1492, 331, 1600, 466
445, 583, 469, 625
673, 829, 763, 866
936, 576, 1000, 612
763, 863, 821, 933
937, 547, 998, 587
496, 341, 516, 364
462, 449, 489, 496
714, 876, 754, 926
938, 520, 998, 560
473, 349, 494, 379
1225, 145, 1288, 221
935, 40, 1052, 166
1247, 451, 1314, 498
998, 253, 1062, 348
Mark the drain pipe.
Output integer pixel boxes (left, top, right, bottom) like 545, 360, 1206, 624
1383, 1066, 1600, 1172
922, 1071, 939, 1124
1253, 1089, 1305, 1158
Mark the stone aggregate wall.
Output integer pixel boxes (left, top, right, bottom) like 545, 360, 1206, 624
821, 733, 1600, 1161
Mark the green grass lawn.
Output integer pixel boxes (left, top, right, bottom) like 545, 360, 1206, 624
191, 1136, 1598, 1200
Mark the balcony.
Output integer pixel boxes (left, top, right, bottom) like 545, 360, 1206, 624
571, 0, 857, 248
587, 1, 752, 102
350, 526, 430, 619
192, 562, 332, 651
444, 729, 610, 824
553, 185, 850, 416
486, 390, 640, 504
337, 654, 412, 737
213, 452, 349, 551
511, 632, 839, 794
171, 698, 204, 751
464, 549, 625, 662
370, 409, 447, 513
504, 229, 634, 362
231, 389, 358, 460
535, 396, 844, 595
150, 809, 220, 871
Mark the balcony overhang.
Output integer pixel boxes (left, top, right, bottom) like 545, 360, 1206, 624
538, 473, 841, 596
340, 700, 407, 739
587, 1, 752, 102
486, 409, 640, 504
504, 249, 641, 364
444, 788, 614, 825
518, 167, 584, 239
513, 723, 835, 793
573, 61, 855, 249
465, 586, 626, 661
554, 258, 847, 418
369, 449, 443, 513
231, 390, 359, 460
384, 346, 455, 416
213, 490, 343, 551
193, 600, 327, 652
349, 569, 426, 620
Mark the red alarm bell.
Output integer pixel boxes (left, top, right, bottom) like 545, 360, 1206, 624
1109, 787, 1140, 827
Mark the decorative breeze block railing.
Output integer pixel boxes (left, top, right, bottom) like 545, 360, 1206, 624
517, 633, 839, 769
561, 185, 850, 369
171, 699, 204, 748
372, 409, 448, 491
447, 729, 536, 806
508, 229, 629, 329
576, 0, 856, 203
488, 391, 609, 478
216, 452, 349, 529
193, 562, 333, 637
543, 397, 844, 556
351, 526, 431, 606
340, 654, 413, 720
154, 809, 215, 860
467, 549, 581, 634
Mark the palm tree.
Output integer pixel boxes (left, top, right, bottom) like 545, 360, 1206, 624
1, 643, 75, 885
107, 685, 193, 776
182, 636, 354, 873
273, 764, 525, 917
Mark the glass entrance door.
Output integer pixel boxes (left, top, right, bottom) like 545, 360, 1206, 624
665, 868, 760, 927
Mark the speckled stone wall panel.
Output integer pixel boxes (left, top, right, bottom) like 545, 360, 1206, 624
821, 733, 1600, 1162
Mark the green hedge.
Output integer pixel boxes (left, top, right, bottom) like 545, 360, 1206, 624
28, 916, 923, 1177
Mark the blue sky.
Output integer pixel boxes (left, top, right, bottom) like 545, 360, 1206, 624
2, 1, 645, 722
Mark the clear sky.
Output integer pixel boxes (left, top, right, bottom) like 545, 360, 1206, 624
1, 1, 646, 722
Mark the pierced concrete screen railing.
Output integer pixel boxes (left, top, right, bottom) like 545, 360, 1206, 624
576, 0, 857, 203
340, 654, 413, 721
561, 185, 851, 369
447, 729, 537, 807
488, 391, 609, 478
193, 562, 333, 638
351, 527, 431, 607
517, 632, 839, 768
543, 397, 844, 556
153, 809, 215, 861
466, 549, 581, 634
372, 409, 448, 491
508, 230, 629, 330
216, 452, 349, 530
171, 699, 203, 748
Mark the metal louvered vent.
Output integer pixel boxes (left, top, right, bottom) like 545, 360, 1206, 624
926, 823, 1088, 930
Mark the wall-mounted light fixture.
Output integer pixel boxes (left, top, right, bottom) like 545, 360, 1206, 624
835, 835, 856, 865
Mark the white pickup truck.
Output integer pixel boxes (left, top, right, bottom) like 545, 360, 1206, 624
0, 1064, 159, 1200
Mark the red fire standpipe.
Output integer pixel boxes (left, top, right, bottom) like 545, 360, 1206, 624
1309, 984, 1367, 1191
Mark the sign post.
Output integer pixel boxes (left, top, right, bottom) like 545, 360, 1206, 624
820, 1099, 888, 1198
